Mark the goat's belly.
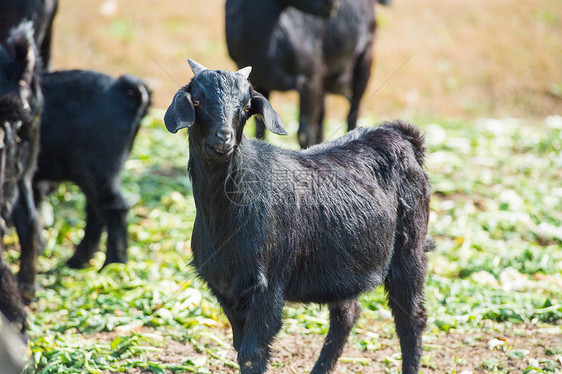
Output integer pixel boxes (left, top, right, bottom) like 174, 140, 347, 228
285, 269, 385, 304
283, 247, 390, 304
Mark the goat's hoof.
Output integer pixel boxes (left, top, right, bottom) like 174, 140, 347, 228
100, 257, 127, 271
66, 255, 90, 269
18, 283, 36, 305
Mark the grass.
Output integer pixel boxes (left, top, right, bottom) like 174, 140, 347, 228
4, 113, 561, 373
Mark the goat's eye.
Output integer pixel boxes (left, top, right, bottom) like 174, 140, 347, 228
244, 104, 250, 112
192, 100, 200, 107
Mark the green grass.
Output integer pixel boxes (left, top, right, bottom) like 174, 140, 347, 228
4, 113, 561, 373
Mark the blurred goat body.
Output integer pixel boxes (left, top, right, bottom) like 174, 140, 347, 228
22, 70, 151, 269
0, 22, 43, 331
226, 0, 378, 148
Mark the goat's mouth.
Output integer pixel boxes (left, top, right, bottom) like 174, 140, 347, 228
205, 143, 235, 160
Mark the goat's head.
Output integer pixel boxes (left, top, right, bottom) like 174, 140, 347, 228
164, 59, 287, 162
0, 22, 42, 219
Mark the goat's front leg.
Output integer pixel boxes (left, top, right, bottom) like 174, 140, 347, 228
67, 202, 103, 268
98, 189, 129, 268
12, 179, 39, 304
237, 290, 284, 374
0, 240, 28, 333
215, 293, 245, 352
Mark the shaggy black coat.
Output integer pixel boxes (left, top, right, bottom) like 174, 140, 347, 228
0, 22, 42, 331
225, 0, 381, 148
0, 0, 58, 68
164, 63, 431, 374
15, 70, 151, 269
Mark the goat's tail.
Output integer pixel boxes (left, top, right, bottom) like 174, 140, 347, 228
116, 75, 152, 153
383, 120, 426, 167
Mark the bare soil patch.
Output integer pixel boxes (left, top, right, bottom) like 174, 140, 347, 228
92, 322, 561, 373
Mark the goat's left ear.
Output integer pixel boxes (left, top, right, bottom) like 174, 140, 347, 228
164, 89, 195, 134
250, 90, 287, 136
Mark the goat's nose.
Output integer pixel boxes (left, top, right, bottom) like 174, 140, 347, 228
216, 129, 233, 143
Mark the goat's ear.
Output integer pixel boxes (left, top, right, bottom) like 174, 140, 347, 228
250, 90, 287, 136
164, 89, 195, 134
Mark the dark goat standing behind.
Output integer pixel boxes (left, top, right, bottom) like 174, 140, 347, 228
226, 0, 382, 148
0, 22, 42, 330
14, 70, 151, 270
0, 0, 58, 69
164, 60, 431, 374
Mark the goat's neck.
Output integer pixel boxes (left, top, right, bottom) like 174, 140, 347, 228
187, 140, 247, 219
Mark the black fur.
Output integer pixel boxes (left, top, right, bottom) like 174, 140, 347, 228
225, 0, 383, 148
16, 70, 151, 270
165, 65, 431, 374
0, 0, 58, 69
0, 22, 42, 331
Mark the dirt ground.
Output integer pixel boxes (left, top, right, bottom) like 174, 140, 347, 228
92, 322, 562, 373
51, 0, 561, 119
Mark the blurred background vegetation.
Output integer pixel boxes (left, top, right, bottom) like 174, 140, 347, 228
51, 0, 561, 119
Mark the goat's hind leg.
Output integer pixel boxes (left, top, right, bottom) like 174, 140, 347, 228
99, 190, 129, 267
66, 202, 103, 268
298, 78, 324, 148
347, 48, 373, 132
384, 246, 428, 374
311, 299, 361, 374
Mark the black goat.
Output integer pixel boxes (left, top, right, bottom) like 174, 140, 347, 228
164, 60, 431, 374
226, 0, 383, 148
0, 0, 58, 69
15, 70, 151, 270
0, 22, 42, 329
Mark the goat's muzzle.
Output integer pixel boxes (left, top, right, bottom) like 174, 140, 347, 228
205, 128, 235, 160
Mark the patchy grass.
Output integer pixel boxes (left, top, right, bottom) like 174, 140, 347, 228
4, 113, 559, 373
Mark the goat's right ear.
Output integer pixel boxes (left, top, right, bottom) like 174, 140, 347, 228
250, 90, 287, 136
164, 89, 195, 134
